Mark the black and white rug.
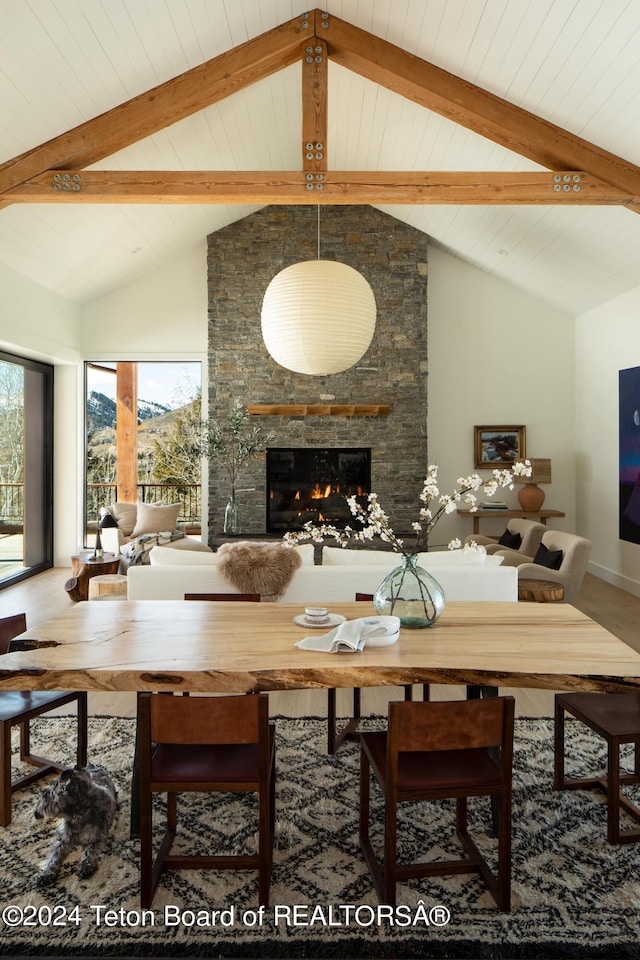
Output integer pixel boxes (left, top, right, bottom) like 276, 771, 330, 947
2, 714, 640, 959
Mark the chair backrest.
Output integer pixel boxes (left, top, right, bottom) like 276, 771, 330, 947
387, 696, 515, 761
507, 518, 546, 555
139, 691, 268, 746
184, 593, 261, 602
537, 530, 592, 601
0, 613, 27, 656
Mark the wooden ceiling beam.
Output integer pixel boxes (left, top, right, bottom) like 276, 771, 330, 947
0, 14, 309, 197
7, 170, 630, 205
323, 10, 640, 206
301, 36, 328, 176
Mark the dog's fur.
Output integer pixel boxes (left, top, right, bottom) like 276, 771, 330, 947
34, 764, 117, 887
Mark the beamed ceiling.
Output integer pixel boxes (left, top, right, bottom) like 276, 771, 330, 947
1, 1, 640, 315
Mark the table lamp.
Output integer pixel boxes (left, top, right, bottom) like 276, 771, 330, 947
92, 511, 118, 559
515, 458, 551, 511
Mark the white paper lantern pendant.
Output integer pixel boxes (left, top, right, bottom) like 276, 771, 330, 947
261, 259, 376, 376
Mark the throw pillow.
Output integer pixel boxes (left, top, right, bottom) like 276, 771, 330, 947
132, 501, 181, 537
150, 546, 219, 566
498, 529, 522, 549
533, 543, 563, 570
321, 547, 398, 568
108, 501, 138, 537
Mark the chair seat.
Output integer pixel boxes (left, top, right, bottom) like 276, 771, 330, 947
557, 693, 640, 740
554, 692, 640, 844
151, 728, 274, 782
0, 690, 80, 723
362, 731, 502, 792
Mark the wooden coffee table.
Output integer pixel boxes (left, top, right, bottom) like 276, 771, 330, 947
65, 553, 121, 602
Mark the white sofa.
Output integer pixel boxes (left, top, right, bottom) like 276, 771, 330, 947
126, 543, 518, 603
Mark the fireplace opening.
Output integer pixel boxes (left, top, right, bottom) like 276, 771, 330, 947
266, 447, 371, 533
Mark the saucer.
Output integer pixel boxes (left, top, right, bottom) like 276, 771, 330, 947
293, 613, 347, 629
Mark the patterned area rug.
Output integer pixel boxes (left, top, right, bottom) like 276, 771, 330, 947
2, 714, 640, 959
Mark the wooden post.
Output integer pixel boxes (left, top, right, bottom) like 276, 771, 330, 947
116, 362, 138, 503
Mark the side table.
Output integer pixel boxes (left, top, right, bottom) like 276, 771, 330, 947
517, 578, 565, 603
65, 553, 121, 602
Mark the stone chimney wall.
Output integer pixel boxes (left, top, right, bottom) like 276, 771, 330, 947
207, 205, 428, 539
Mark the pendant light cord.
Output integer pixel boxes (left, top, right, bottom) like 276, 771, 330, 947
317, 205, 321, 260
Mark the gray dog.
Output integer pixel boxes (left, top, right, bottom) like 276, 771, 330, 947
34, 764, 118, 887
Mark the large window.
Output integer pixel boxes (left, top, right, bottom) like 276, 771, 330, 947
0, 351, 53, 588
84, 361, 202, 546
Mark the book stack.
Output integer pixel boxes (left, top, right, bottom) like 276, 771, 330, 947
480, 501, 508, 510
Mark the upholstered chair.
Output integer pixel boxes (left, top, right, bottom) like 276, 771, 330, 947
464, 518, 546, 557
100, 501, 211, 569
495, 529, 592, 604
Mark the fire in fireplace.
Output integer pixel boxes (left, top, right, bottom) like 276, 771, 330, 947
266, 447, 371, 533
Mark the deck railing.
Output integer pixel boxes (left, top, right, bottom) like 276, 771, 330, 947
0, 483, 24, 529
86, 483, 202, 530
1, 482, 202, 537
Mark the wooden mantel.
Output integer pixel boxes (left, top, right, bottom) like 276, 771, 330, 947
247, 404, 390, 417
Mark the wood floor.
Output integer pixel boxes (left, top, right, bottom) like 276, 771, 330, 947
0, 567, 638, 720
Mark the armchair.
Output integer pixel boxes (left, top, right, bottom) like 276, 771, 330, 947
100, 501, 211, 570
495, 529, 592, 604
464, 518, 545, 556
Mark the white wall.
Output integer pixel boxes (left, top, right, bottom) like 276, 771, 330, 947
0, 261, 79, 363
576, 284, 640, 595
427, 245, 575, 548
79, 243, 207, 356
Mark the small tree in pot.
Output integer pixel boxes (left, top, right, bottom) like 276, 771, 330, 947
203, 399, 275, 534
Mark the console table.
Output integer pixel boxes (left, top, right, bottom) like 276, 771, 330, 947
457, 508, 566, 535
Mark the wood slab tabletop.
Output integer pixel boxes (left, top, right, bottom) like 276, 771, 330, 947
2, 600, 639, 696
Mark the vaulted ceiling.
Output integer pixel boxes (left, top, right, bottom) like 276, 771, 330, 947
1, 0, 640, 316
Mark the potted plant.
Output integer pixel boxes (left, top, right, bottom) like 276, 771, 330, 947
203, 399, 275, 535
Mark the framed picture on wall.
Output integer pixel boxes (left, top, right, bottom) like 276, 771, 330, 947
474, 425, 526, 468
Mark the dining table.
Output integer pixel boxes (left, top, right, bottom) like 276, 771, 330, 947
3, 599, 640, 696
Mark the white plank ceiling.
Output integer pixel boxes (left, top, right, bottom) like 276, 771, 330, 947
1, 0, 640, 315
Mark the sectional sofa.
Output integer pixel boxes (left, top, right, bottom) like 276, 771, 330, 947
126, 543, 518, 604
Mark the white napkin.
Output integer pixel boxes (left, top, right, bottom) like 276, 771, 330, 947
295, 616, 400, 653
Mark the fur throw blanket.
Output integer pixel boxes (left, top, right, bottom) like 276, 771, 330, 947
216, 541, 302, 601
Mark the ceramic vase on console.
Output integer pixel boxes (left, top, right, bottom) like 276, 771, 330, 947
373, 554, 445, 628
224, 494, 241, 535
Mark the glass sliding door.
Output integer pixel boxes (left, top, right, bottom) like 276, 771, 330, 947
0, 351, 53, 588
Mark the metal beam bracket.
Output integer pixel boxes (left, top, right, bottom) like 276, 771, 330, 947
553, 173, 581, 193
53, 172, 81, 192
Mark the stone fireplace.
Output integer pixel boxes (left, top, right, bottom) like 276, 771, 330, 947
207, 205, 428, 540
266, 446, 371, 533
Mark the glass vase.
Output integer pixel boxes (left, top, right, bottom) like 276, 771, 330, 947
223, 496, 241, 535
374, 554, 445, 628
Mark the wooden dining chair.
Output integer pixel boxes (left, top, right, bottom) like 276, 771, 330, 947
326, 594, 428, 754
130, 590, 263, 837
0, 613, 88, 826
184, 593, 261, 602
138, 691, 276, 907
359, 696, 515, 909
554, 691, 640, 843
